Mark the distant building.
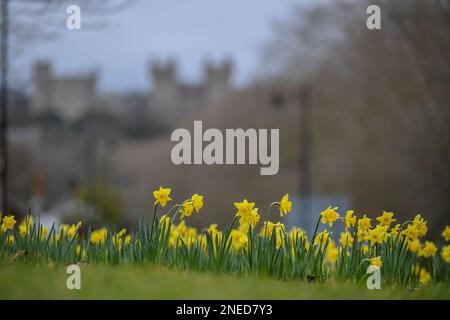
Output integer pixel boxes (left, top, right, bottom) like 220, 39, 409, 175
149, 59, 233, 128
30, 59, 233, 129
31, 61, 97, 121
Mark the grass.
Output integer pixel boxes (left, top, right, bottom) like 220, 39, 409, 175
0, 264, 449, 299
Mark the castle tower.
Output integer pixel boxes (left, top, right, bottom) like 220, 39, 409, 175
204, 59, 232, 105
30, 61, 97, 121
149, 59, 179, 127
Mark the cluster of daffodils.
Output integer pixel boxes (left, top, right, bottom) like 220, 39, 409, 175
0, 189, 449, 287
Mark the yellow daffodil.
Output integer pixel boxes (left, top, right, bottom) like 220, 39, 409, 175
289, 227, 307, 243
407, 239, 421, 253
320, 206, 339, 227
441, 245, 450, 263
357, 229, 369, 242
180, 201, 194, 218
376, 211, 396, 227
370, 256, 382, 268
234, 199, 255, 217
420, 269, 431, 285
239, 208, 260, 227
342, 210, 356, 229
1, 215, 17, 231
207, 224, 222, 253
314, 230, 330, 246
260, 221, 284, 238
325, 242, 339, 264
230, 228, 248, 251
339, 231, 354, 247
124, 235, 132, 245
418, 241, 437, 258
235, 199, 260, 227
442, 226, 450, 242
390, 224, 401, 237
191, 194, 204, 213
402, 223, 419, 241
361, 245, 369, 255
7, 235, 14, 245
411, 264, 430, 285
90, 228, 108, 245
17, 215, 34, 237
169, 225, 181, 248
159, 214, 171, 233
367, 225, 388, 245
153, 186, 172, 207
358, 215, 372, 231
67, 224, 78, 239
278, 194, 292, 217
412, 214, 428, 238
207, 224, 219, 235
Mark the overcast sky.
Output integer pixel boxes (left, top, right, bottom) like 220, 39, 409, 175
13, 0, 308, 92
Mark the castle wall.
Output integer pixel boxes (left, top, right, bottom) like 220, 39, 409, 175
148, 59, 233, 129
31, 62, 97, 121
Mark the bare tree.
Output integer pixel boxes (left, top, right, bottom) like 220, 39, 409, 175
262, 0, 450, 234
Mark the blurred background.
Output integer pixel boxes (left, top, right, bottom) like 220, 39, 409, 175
1, 0, 449, 237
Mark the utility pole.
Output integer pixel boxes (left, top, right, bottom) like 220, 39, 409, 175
1, 0, 9, 214
299, 81, 312, 199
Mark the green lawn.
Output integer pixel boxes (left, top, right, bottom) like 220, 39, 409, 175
0, 264, 448, 299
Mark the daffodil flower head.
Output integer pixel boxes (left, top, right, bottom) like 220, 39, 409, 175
153, 186, 172, 207
412, 264, 431, 285
357, 215, 372, 231
289, 227, 307, 243
180, 201, 194, 219
419, 241, 437, 258
407, 238, 421, 253
7, 235, 14, 245
343, 210, 357, 229
402, 223, 419, 241
320, 206, 339, 227
90, 228, 108, 245
191, 194, 204, 213
376, 211, 397, 227
442, 226, 450, 242
1, 215, 16, 231
357, 228, 369, 242
230, 228, 248, 251
370, 256, 382, 268
441, 245, 450, 263
367, 224, 388, 245
234, 199, 255, 217
234, 199, 260, 227
412, 214, 428, 238
325, 244, 339, 264
278, 194, 292, 217
339, 231, 354, 247
239, 208, 260, 227
314, 230, 330, 246
159, 214, 171, 232
390, 224, 401, 237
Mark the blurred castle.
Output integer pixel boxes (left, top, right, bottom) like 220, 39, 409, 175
149, 59, 232, 128
30, 59, 233, 128
8, 58, 234, 217
31, 61, 97, 121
